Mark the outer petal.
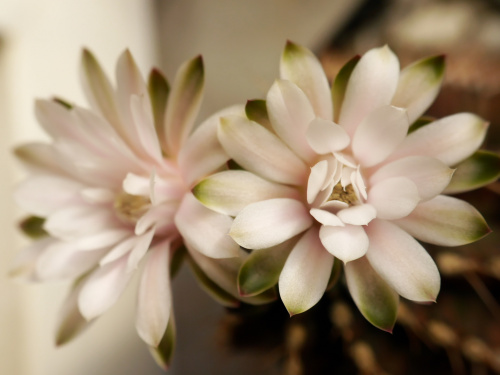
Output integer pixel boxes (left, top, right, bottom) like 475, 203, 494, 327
390, 113, 489, 166
136, 241, 171, 347
230, 198, 312, 250
370, 156, 454, 201
365, 219, 440, 302
280, 41, 333, 120
332, 55, 360, 123
193, 170, 298, 216
368, 177, 420, 220
14, 143, 67, 176
319, 224, 369, 263
395, 195, 490, 246
175, 193, 239, 258
392, 56, 445, 124
279, 227, 333, 315
266, 79, 316, 162
218, 115, 308, 185
352, 105, 409, 167
164, 56, 204, 155
345, 257, 399, 332
339, 46, 400, 136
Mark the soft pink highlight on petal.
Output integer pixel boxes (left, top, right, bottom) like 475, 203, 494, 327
368, 177, 420, 220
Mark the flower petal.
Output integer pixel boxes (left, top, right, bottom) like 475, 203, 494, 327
164, 55, 204, 155
352, 105, 409, 167
14, 143, 66, 175
345, 256, 399, 332
307, 160, 330, 204
127, 228, 156, 272
337, 204, 377, 226
279, 227, 333, 315
339, 46, 400, 136
392, 55, 445, 125
280, 41, 333, 120
370, 156, 454, 201
175, 193, 239, 258
149, 312, 176, 370
218, 115, 308, 185
396, 195, 490, 246
74, 229, 131, 251
147, 69, 170, 153
230, 198, 312, 250
136, 241, 172, 347
194, 170, 298, 216
368, 177, 420, 220
310, 208, 344, 226
306, 118, 350, 155
266, 79, 316, 162
390, 113, 489, 166
365, 219, 440, 302
319, 224, 369, 263
245, 99, 272, 131
332, 55, 360, 123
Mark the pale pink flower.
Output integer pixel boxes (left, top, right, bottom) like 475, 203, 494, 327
194, 43, 491, 331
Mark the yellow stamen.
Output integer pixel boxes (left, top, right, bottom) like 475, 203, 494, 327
114, 192, 150, 223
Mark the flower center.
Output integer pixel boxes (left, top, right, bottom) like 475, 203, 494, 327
114, 192, 150, 223
328, 182, 358, 205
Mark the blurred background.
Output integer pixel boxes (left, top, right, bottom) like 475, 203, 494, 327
2, 0, 500, 374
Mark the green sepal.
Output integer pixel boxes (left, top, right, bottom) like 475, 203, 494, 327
187, 254, 240, 308
19, 216, 48, 239
149, 311, 176, 370
148, 69, 170, 153
445, 150, 500, 194
245, 99, 272, 130
326, 259, 342, 291
332, 55, 360, 123
52, 97, 73, 109
408, 116, 435, 134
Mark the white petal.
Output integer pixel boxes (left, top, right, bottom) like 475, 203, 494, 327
368, 177, 420, 220
337, 204, 376, 225
306, 118, 350, 155
175, 193, 239, 258
266, 79, 316, 162
339, 46, 400, 136
370, 156, 454, 201
365, 219, 440, 302
78, 255, 133, 320
307, 160, 329, 204
310, 208, 344, 226
123, 173, 150, 196
279, 227, 333, 315
130, 94, 162, 162
127, 228, 156, 272
390, 113, 489, 166
319, 224, 369, 263
230, 198, 312, 249
135, 203, 177, 235
352, 105, 409, 167
100, 237, 137, 266
9, 238, 55, 281
136, 241, 172, 347
74, 229, 131, 251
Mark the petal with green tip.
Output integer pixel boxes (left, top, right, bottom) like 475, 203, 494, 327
444, 150, 500, 194
149, 311, 175, 370
165, 56, 204, 155
396, 195, 491, 246
280, 41, 333, 120
279, 227, 333, 315
332, 55, 360, 123
345, 256, 399, 332
245, 99, 272, 131
392, 55, 445, 124
148, 69, 170, 153
193, 170, 298, 216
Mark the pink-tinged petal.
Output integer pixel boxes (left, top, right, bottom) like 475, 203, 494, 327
279, 227, 333, 315
337, 204, 376, 226
127, 228, 156, 272
123, 173, 150, 196
136, 241, 172, 347
218, 115, 308, 185
365, 219, 440, 302
368, 177, 419, 220
9, 237, 55, 281
319, 224, 369, 263
178, 105, 244, 186
35, 99, 76, 140
81, 188, 114, 204
352, 105, 409, 167
78, 255, 133, 320
175, 193, 239, 258
396, 195, 490, 246
390, 113, 489, 166
310, 208, 344, 226
74, 229, 131, 251
135, 203, 177, 236
149, 312, 175, 370
370, 156, 454, 201
130, 94, 162, 162
266, 79, 316, 162
392, 56, 445, 125
307, 160, 329, 204
194, 170, 298, 216
280, 41, 333, 120
100, 237, 137, 266
15, 175, 83, 216
164, 56, 204, 155
306, 118, 350, 155
339, 46, 400, 136
147, 69, 170, 154
36, 242, 105, 280
230, 198, 312, 250
14, 143, 66, 175
345, 257, 399, 332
